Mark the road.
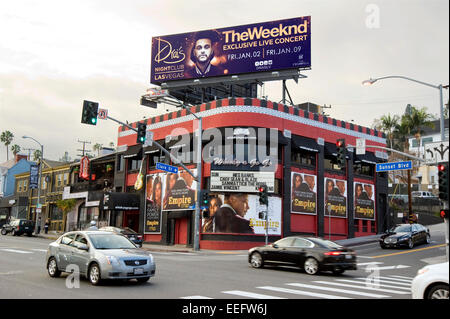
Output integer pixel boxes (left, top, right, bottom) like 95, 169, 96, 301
0, 224, 447, 300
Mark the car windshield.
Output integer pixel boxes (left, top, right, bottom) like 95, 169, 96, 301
88, 234, 136, 249
390, 225, 412, 233
309, 238, 343, 249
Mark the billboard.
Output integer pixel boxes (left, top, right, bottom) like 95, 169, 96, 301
210, 170, 275, 193
354, 182, 376, 220
324, 178, 347, 218
151, 16, 311, 84
201, 193, 282, 235
29, 164, 39, 189
291, 172, 317, 215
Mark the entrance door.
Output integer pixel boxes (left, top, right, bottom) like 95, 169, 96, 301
174, 217, 188, 245
123, 211, 140, 232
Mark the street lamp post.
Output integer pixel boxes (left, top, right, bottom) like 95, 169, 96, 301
362, 75, 447, 142
23, 136, 43, 234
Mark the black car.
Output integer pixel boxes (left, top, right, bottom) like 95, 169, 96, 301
379, 223, 430, 249
248, 236, 357, 275
99, 226, 143, 247
1, 219, 35, 236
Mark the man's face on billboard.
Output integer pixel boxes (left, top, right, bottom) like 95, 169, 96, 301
194, 38, 212, 63
230, 194, 249, 217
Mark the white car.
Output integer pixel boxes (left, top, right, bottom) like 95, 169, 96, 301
411, 261, 449, 299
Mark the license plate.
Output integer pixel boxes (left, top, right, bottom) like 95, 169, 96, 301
345, 255, 352, 259
134, 268, 144, 275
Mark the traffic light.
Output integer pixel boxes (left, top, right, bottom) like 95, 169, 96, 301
440, 209, 449, 219
438, 163, 448, 201
81, 100, 98, 125
201, 190, 209, 206
336, 138, 346, 169
258, 185, 268, 206
136, 122, 147, 144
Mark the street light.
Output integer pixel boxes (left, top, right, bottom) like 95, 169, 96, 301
362, 75, 447, 142
23, 135, 44, 234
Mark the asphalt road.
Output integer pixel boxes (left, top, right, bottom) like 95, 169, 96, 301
0, 225, 447, 300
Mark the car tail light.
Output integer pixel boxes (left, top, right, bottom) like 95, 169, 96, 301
137, 235, 143, 240
324, 251, 342, 256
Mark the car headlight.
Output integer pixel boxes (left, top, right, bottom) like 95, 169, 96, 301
106, 256, 119, 265
417, 267, 429, 276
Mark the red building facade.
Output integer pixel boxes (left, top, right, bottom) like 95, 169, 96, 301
117, 98, 388, 250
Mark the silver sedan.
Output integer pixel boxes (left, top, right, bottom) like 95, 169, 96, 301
46, 230, 155, 285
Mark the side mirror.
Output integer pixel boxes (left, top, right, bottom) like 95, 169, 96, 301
272, 244, 278, 249
79, 244, 89, 251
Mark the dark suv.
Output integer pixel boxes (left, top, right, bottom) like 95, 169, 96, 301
1, 219, 35, 236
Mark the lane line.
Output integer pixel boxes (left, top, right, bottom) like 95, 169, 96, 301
180, 296, 213, 299
286, 283, 389, 298
314, 281, 410, 295
352, 277, 411, 286
371, 244, 446, 258
335, 279, 411, 290
389, 275, 415, 280
257, 286, 351, 299
222, 290, 286, 299
0, 249, 33, 254
357, 262, 384, 266
374, 276, 413, 283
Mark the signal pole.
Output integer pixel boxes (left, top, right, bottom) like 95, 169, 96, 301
77, 140, 91, 157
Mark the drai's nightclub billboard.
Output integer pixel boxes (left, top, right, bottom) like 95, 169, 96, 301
150, 16, 311, 84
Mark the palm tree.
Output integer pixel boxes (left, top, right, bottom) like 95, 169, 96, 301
11, 144, 21, 157
402, 106, 435, 155
1, 130, 14, 161
93, 143, 103, 156
33, 149, 42, 161
378, 114, 400, 150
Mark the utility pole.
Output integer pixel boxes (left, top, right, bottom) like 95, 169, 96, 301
77, 140, 91, 157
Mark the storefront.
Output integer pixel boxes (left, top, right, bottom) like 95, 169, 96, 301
117, 97, 388, 249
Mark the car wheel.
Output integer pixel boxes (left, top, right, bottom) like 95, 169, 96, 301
380, 243, 386, 249
427, 284, 449, 299
47, 257, 61, 278
1, 228, 6, 235
11, 229, 16, 236
304, 257, 319, 275
88, 263, 102, 286
250, 252, 264, 269
408, 239, 414, 249
27, 232, 33, 237
425, 234, 431, 244
136, 277, 150, 283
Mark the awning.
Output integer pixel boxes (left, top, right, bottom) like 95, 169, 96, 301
354, 151, 379, 165
123, 144, 142, 159
292, 135, 320, 152
143, 144, 160, 155
102, 192, 140, 210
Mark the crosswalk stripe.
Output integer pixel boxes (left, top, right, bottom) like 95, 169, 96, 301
286, 283, 389, 298
0, 249, 32, 254
335, 279, 411, 290
350, 277, 411, 287
314, 281, 410, 294
373, 276, 413, 283
357, 262, 384, 266
389, 275, 415, 280
222, 290, 286, 299
257, 286, 351, 299
180, 296, 213, 299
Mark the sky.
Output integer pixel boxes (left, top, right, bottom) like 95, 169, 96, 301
0, 0, 448, 163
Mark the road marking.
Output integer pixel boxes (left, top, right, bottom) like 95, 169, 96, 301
353, 277, 411, 286
257, 286, 351, 299
335, 279, 411, 290
389, 275, 414, 280
314, 281, 410, 294
356, 256, 375, 259
180, 296, 213, 299
366, 265, 410, 270
373, 276, 412, 283
31, 249, 48, 252
222, 290, 286, 299
286, 283, 389, 298
0, 270, 24, 276
0, 249, 32, 254
371, 244, 446, 258
357, 262, 384, 266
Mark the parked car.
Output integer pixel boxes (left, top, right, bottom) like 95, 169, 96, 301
248, 236, 357, 275
411, 262, 449, 299
99, 226, 143, 248
379, 223, 430, 249
1, 219, 35, 236
411, 191, 438, 199
46, 231, 156, 285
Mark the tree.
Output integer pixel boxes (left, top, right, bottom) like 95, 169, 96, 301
377, 114, 400, 150
33, 149, 42, 161
402, 106, 435, 153
11, 144, 21, 157
1, 130, 14, 161
93, 143, 103, 156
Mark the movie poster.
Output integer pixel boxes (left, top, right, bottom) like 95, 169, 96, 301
151, 16, 311, 84
291, 172, 317, 215
201, 194, 281, 235
162, 169, 197, 211
324, 178, 347, 218
354, 182, 376, 220
144, 173, 163, 234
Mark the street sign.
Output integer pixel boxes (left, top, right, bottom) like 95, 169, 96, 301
144, 131, 154, 146
376, 161, 412, 172
98, 108, 108, 120
145, 88, 169, 98
356, 138, 366, 155
156, 162, 178, 174
424, 141, 449, 164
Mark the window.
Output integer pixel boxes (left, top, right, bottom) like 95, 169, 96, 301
23, 180, 28, 192
127, 159, 142, 171
273, 237, 294, 248
17, 180, 22, 192
292, 238, 314, 248
354, 163, 374, 177
324, 156, 345, 172
61, 233, 76, 245
72, 235, 88, 249
42, 176, 47, 190
291, 149, 316, 167
64, 173, 68, 185
57, 174, 62, 187
117, 155, 124, 172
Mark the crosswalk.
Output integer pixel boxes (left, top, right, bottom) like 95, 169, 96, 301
180, 275, 414, 299
0, 247, 48, 254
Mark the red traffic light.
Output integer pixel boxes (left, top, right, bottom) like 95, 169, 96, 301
337, 140, 344, 147
440, 210, 449, 219
438, 164, 446, 172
